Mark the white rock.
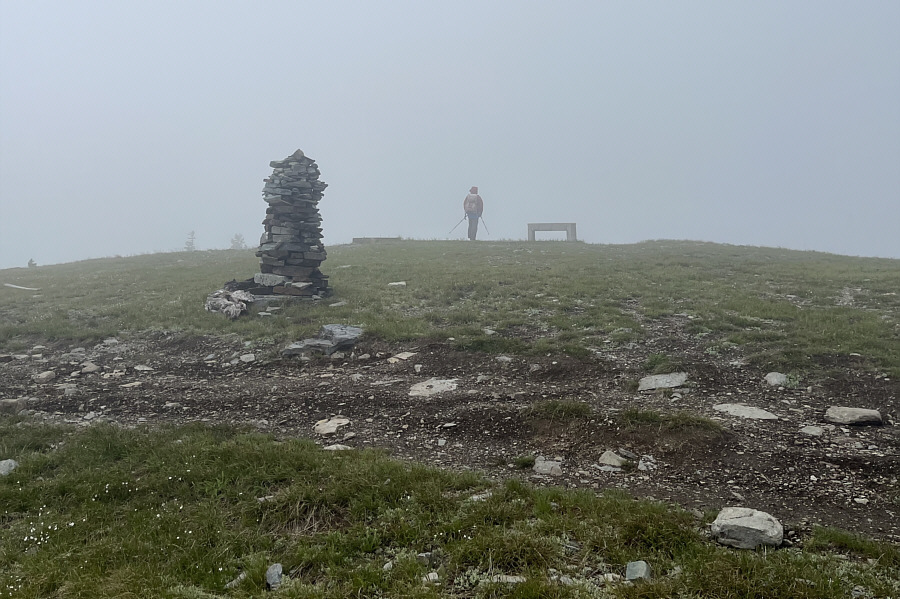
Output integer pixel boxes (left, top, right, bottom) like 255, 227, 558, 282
489, 575, 526, 584
626, 560, 652, 581
0, 398, 27, 415
133, 364, 154, 371
239, 353, 256, 363
799, 425, 824, 437
598, 450, 627, 467
0, 459, 18, 476
323, 444, 352, 451
713, 404, 779, 420
388, 281, 407, 287
638, 372, 688, 391
824, 406, 882, 426
765, 372, 789, 386
422, 572, 439, 583
533, 457, 563, 476
80, 362, 101, 374
409, 378, 457, 397
710, 507, 783, 549
32, 370, 56, 383
314, 417, 350, 435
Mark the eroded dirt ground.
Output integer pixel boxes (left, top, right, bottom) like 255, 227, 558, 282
2, 321, 898, 546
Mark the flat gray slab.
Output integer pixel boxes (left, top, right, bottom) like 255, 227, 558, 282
713, 403, 779, 420
638, 372, 688, 391
824, 406, 882, 425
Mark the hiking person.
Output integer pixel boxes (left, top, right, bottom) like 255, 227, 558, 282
463, 186, 484, 240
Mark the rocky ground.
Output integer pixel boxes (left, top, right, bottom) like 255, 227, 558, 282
2, 322, 898, 546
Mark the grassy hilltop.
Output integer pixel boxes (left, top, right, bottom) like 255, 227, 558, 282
2, 240, 898, 377
1, 240, 898, 598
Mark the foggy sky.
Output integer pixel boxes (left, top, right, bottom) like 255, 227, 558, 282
1, 1, 898, 269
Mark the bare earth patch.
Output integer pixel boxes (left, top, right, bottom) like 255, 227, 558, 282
2, 325, 898, 546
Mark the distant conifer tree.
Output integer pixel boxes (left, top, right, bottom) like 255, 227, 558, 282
229, 233, 247, 250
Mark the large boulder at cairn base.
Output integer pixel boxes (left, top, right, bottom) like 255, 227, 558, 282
710, 507, 783, 549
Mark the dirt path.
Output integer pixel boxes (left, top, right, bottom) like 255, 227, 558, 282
3, 328, 898, 545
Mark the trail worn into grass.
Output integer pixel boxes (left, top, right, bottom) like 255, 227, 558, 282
3, 321, 897, 547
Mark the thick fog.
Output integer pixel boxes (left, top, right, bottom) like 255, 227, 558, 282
1, 1, 898, 269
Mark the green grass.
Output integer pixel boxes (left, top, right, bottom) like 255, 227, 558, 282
2, 240, 898, 376
526, 400, 593, 422
617, 409, 722, 433
1, 416, 897, 598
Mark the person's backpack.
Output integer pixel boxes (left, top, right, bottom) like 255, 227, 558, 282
464, 194, 479, 213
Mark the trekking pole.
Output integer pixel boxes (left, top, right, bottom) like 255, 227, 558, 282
480, 217, 491, 236
447, 215, 467, 235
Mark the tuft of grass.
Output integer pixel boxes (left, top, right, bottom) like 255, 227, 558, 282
512, 455, 537, 469
806, 526, 900, 568
618, 409, 722, 432
527, 400, 592, 422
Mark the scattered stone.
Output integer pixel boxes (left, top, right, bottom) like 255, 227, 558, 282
0, 398, 27, 415
533, 456, 563, 476
598, 450, 627, 467
437, 439, 447, 447
382, 561, 393, 571
205, 289, 255, 319
320, 324, 363, 348
618, 448, 639, 460
0, 354, 12, 363
853, 497, 869, 505
313, 416, 350, 435
409, 378, 458, 397
0, 459, 19, 476
119, 381, 142, 388
323, 444, 351, 451
32, 370, 56, 383
103, 338, 119, 345
637, 455, 657, 471
799, 425, 824, 437
133, 364, 154, 371
713, 404, 779, 420
824, 406, 883, 426
595, 465, 622, 473
483, 328, 497, 335
710, 507, 783, 549
283, 325, 363, 356
422, 572, 439, 583
392, 351, 417, 361
638, 372, 688, 391
388, 281, 407, 287
765, 372, 789, 386
239, 353, 256, 363
224, 572, 247, 589
625, 560, 652, 582
329, 301, 347, 307
265, 563, 283, 590
495, 355, 513, 363
489, 575, 526, 584
467, 491, 493, 502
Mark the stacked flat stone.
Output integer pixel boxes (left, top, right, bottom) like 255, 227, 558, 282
252, 149, 330, 297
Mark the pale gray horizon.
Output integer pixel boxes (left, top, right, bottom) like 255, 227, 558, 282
1, 1, 898, 269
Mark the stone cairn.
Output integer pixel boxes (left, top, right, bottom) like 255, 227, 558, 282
247, 149, 330, 298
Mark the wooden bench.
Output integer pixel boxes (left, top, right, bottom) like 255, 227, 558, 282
527, 223, 577, 242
